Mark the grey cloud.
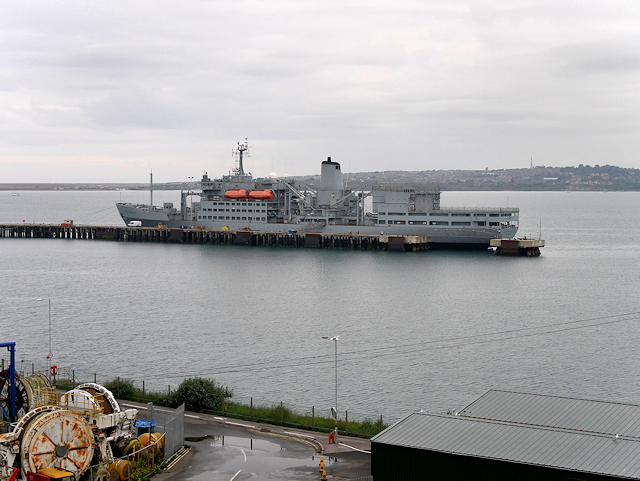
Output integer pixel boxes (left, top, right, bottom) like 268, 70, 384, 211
2, 0, 640, 182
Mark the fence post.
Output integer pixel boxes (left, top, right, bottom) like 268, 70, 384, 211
280, 401, 283, 425
168, 385, 171, 405
94, 372, 97, 384
32, 363, 34, 375
73, 369, 75, 387
346, 411, 348, 435
250, 397, 253, 421
143, 380, 145, 402
312, 406, 315, 429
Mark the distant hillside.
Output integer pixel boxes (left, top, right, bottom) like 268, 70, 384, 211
298, 164, 640, 191
3, 164, 639, 191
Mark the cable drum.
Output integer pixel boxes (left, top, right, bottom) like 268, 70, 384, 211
22, 373, 54, 410
0, 370, 30, 420
76, 382, 121, 414
20, 409, 94, 476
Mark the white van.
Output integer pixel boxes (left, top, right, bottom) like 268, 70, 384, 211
128, 221, 142, 227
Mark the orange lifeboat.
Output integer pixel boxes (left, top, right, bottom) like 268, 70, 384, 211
249, 190, 274, 200
225, 189, 249, 199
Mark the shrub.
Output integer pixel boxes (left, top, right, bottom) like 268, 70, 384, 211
104, 378, 136, 400
171, 377, 232, 412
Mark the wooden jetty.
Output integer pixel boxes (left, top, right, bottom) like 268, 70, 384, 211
0, 224, 430, 252
490, 237, 545, 256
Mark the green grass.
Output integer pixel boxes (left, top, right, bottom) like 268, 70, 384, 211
93, 377, 388, 438
213, 401, 386, 438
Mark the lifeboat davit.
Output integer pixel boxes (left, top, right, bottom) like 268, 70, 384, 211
249, 190, 275, 200
225, 189, 249, 199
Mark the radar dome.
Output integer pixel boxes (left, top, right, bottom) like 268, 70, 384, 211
267, 172, 278, 179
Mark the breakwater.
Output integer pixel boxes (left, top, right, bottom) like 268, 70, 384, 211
0, 223, 430, 251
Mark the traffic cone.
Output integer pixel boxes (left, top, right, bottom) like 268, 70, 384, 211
319, 456, 325, 472
321, 468, 327, 480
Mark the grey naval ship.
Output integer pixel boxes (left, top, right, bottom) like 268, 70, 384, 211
116, 141, 519, 248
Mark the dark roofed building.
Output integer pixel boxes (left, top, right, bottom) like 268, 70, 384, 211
371, 390, 640, 481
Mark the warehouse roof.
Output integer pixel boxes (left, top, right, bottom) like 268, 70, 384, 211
459, 390, 640, 438
371, 412, 640, 479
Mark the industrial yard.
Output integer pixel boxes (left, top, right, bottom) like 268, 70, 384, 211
0, 342, 182, 481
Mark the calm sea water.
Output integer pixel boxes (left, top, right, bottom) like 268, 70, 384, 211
1, 189, 640, 423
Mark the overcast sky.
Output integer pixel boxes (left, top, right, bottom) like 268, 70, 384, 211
2, 0, 639, 182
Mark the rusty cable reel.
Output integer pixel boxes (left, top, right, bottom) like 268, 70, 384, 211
0, 370, 30, 419
20, 409, 95, 476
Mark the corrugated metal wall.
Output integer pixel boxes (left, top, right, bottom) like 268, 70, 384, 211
371, 443, 622, 481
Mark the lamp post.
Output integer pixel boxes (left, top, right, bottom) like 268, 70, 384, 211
322, 335, 339, 443
37, 298, 52, 377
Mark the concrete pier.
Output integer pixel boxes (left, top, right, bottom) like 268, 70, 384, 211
490, 238, 545, 256
0, 224, 430, 252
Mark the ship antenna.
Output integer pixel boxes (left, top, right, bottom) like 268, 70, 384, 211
232, 138, 251, 176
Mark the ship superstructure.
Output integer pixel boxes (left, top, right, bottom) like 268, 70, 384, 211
116, 141, 519, 247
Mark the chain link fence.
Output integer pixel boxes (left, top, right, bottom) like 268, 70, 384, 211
164, 403, 185, 458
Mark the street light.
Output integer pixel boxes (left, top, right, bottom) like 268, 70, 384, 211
36, 298, 52, 377
322, 335, 339, 443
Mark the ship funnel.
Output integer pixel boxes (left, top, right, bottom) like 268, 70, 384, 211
320, 157, 343, 191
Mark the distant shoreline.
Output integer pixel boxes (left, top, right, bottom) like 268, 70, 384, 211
3, 164, 639, 192
0, 183, 187, 191
2, 184, 638, 192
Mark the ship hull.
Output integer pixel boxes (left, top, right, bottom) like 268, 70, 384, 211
117, 203, 515, 246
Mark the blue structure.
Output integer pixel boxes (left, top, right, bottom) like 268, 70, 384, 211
0, 342, 16, 423
134, 419, 156, 436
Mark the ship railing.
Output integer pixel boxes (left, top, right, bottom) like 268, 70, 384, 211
516, 232, 543, 241
439, 206, 519, 214
116, 203, 165, 212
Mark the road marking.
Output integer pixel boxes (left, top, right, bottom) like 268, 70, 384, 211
284, 431, 316, 439
230, 469, 242, 481
165, 446, 191, 470
241, 448, 246, 462
185, 414, 200, 419
226, 421, 256, 429
214, 416, 226, 421
337, 442, 371, 454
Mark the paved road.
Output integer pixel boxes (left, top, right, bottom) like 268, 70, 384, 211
123, 402, 371, 480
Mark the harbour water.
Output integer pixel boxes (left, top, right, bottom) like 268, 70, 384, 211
2, 189, 640, 423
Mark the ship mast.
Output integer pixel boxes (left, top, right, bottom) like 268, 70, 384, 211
232, 139, 250, 176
